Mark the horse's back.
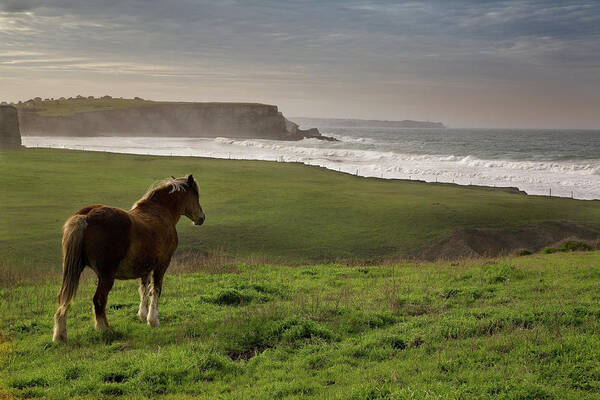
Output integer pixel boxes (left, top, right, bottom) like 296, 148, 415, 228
75, 205, 132, 270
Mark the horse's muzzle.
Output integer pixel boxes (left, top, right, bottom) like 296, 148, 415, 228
194, 215, 205, 226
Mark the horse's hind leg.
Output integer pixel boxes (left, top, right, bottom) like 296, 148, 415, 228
147, 269, 165, 327
137, 273, 150, 322
53, 279, 81, 342
53, 265, 85, 342
93, 275, 114, 331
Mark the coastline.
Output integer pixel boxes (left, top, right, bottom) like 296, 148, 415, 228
21, 135, 600, 200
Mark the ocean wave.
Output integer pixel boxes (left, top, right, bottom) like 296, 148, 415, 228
328, 134, 376, 144
214, 137, 600, 175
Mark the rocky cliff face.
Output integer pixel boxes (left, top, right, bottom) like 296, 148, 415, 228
284, 118, 336, 141
19, 103, 328, 141
0, 105, 22, 148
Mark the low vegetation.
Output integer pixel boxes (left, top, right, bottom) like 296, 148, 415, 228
1, 251, 600, 399
13, 97, 269, 117
543, 239, 598, 254
14, 97, 163, 116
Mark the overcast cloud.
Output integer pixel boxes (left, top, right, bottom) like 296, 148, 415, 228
1, 0, 599, 128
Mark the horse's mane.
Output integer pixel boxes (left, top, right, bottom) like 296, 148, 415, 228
133, 176, 197, 208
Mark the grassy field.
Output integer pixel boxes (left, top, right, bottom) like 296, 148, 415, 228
1, 148, 600, 398
1, 252, 600, 399
2, 148, 600, 281
13, 98, 268, 116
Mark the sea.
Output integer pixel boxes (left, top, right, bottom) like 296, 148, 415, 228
22, 125, 600, 200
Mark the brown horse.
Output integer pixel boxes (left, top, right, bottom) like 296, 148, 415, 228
52, 174, 205, 342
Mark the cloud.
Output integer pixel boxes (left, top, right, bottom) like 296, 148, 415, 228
0, 0, 36, 13
0, 0, 599, 126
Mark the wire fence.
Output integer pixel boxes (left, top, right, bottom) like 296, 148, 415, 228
29, 143, 579, 199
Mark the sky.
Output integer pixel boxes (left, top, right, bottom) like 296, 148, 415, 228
1, 0, 599, 128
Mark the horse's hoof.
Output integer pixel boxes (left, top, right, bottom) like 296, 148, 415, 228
52, 325, 67, 342
52, 333, 67, 343
147, 319, 160, 328
95, 319, 111, 332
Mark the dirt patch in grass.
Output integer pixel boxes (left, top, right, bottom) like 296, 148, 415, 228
421, 222, 600, 260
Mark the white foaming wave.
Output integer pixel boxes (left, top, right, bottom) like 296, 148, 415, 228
217, 137, 600, 175
457, 155, 600, 175
208, 137, 600, 199
328, 133, 376, 144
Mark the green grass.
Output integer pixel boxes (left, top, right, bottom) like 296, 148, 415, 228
15, 97, 165, 116
1, 252, 600, 399
14, 97, 268, 116
2, 148, 600, 278
2, 148, 600, 398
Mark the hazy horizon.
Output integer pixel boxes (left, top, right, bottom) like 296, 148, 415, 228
1, 0, 599, 129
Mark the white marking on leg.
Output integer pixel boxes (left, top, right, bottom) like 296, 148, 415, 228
95, 314, 110, 331
147, 282, 160, 327
137, 276, 150, 322
52, 305, 69, 342
147, 304, 159, 327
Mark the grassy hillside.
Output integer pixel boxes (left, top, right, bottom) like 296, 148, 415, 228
2, 148, 600, 280
1, 252, 600, 399
14, 97, 267, 117
15, 97, 164, 116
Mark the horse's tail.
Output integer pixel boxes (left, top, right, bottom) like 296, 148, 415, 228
57, 214, 88, 309
53, 214, 88, 342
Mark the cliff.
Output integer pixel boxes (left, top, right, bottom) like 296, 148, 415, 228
291, 117, 446, 129
0, 105, 22, 148
17, 99, 330, 141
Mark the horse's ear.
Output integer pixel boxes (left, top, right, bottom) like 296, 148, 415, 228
187, 174, 194, 185
171, 175, 176, 179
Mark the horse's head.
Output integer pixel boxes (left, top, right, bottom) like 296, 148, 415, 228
181, 174, 205, 226
134, 175, 206, 225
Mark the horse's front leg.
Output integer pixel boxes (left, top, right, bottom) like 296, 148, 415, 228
147, 270, 164, 328
137, 273, 151, 322
93, 275, 114, 331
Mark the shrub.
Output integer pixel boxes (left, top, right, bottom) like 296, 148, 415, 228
544, 240, 593, 254
380, 335, 407, 350
225, 317, 335, 359
211, 289, 252, 305
480, 264, 522, 284
64, 366, 82, 381
10, 376, 49, 389
558, 241, 592, 252
195, 353, 238, 381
